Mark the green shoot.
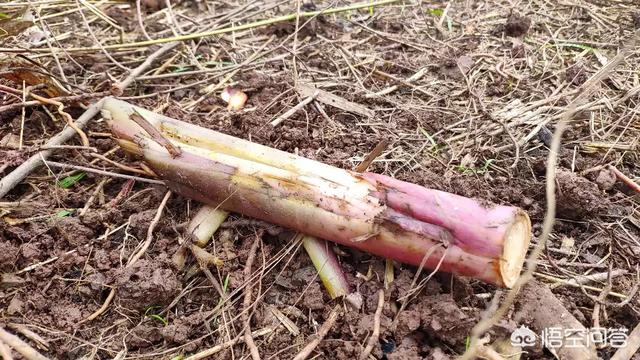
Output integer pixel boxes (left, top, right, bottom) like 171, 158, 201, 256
550, 43, 595, 52
144, 306, 168, 326
55, 209, 73, 218
427, 8, 444, 16
456, 159, 495, 175
426, 8, 453, 31
418, 126, 437, 147
170, 65, 191, 73
418, 126, 445, 155
56, 172, 86, 188
223, 274, 230, 293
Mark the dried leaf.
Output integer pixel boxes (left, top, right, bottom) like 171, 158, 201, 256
0, 134, 20, 149
0, 56, 68, 97
0, 17, 33, 38
1, 273, 25, 288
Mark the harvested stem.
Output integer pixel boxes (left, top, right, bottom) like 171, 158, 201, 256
174, 204, 228, 269
103, 98, 532, 288
359, 290, 384, 359
0, 328, 48, 360
187, 206, 229, 247
0, 99, 103, 199
242, 234, 262, 360
292, 306, 340, 360
302, 235, 350, 298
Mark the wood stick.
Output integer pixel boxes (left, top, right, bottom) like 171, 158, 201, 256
0, 36, 180, 199
0, 328, 48, 360
296, 83, 374, 118
514, 280, 598, 359
0, 99, 103, 199
111, 42, 180, 96
40, 160, 165, 185
0, 92, 110, 113
270, 91, 319, 126
610, 321, 640, 360
359, 290, 384, 359
292, 307, 340, 360
242, 234, 262, 360
184, 327, 276, 360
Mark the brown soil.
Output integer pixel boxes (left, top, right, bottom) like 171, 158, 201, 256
1, 1, 639, 360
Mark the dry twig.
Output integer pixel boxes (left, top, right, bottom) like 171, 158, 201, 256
292, 306, 340, 360
184, 327, 276, 360
359, 289, 384, 360
0, 99, 103, 198
0, 328, 48, 360
242, 233, 262, 360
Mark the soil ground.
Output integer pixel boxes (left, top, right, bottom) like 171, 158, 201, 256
0, 1, 639, 359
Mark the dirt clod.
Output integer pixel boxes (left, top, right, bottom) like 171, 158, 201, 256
112, 259, 181, 311
555, 170, 608, 219
595, 168, 617, 190
566, 61, 589, 86
54, 217, 95, 247
415, 294, 474, 347
127, 324, 163, 349
504, 13, 531, 37
633, 12, 640, 29
0, 240, 19, 270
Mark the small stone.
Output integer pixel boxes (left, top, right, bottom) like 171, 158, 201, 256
595, 168, 617, 191
7, 296, 24, 314
632, 12, 640, 29
345, 292, 363, 310
0, 134, 20, 149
